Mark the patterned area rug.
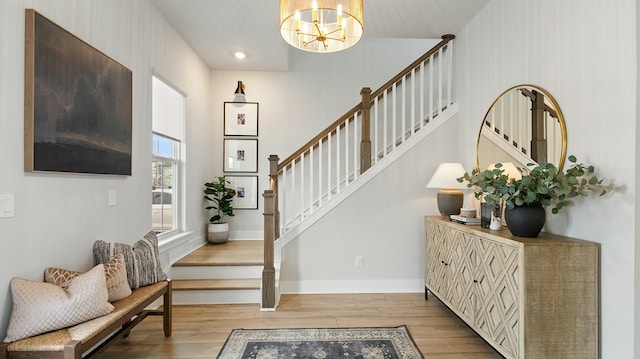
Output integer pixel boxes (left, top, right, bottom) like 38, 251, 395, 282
216, 325, 423, 359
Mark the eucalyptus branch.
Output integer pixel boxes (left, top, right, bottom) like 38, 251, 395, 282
457, 156, 613, 214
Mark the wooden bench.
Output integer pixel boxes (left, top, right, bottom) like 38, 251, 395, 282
0, 280, 172, 359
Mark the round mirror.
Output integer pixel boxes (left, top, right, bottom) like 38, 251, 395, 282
476, 84, 567, 173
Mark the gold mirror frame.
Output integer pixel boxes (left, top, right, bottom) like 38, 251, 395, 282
475, 84, 567, 172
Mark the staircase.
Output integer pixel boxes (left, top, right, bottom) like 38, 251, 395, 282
170, 240, 263, 305
171, 35, 456, 307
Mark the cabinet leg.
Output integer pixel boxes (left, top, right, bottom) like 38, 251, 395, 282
424, 287, 429, 301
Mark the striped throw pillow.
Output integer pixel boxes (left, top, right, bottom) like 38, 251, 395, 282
93, 231, 167, 289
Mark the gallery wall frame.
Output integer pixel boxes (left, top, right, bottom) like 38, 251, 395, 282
224, 102, 259, 136
24, 9, 133, 175
225, 175, 258, 210
223, 139, 258, 173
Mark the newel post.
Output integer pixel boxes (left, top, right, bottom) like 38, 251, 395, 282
262, 189, 276, 309
530, 91, 548, 165
360, 87, 372, 174
268, 154, 280, 239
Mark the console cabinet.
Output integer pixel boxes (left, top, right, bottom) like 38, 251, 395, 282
424, 216, 599, 359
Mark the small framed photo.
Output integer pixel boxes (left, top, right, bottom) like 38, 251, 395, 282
224, 139, 258, 172
224, 102, 258, 136
226, 175, 258, 209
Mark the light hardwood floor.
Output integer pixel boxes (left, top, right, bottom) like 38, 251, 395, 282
97, 292, 502, 359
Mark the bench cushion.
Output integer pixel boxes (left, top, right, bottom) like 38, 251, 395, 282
5, 281, 167, 352
3, 265, 113, 343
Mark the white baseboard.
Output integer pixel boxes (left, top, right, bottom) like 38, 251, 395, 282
279, 279, 424, 294
172, 289, 261, 305
229, 230, 263, 240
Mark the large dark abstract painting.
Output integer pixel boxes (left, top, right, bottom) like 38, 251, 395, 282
24, 9, 132, 175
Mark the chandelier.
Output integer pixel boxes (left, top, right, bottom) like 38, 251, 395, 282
280, 0, 364, 53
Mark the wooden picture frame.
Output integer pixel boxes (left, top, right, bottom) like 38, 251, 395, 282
224, 102, 259, 136
223, 139, 258, 173
24, 9, 133, 175
225, 175, 258, 210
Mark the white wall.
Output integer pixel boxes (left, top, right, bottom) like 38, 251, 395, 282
0, 0, 212, 337
279, 116, 461, 293
455, 0, 636, 357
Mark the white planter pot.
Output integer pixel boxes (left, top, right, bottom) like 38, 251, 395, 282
207, 222, 229, 244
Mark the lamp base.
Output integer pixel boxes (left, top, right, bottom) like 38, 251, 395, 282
437, 189, 464, 217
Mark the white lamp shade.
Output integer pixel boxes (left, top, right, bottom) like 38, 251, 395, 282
426, 163, 467, 189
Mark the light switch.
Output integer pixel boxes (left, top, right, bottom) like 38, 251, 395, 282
0, 194, 15, 218
108, 190, 117, 206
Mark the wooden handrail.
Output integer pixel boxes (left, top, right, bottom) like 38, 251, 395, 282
278, 103, 362, 171
276, 34, 455, 172
370, 34, 454, 100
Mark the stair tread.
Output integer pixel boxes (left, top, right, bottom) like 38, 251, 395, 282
173, 240, 264, 267
173, 278, 261, 290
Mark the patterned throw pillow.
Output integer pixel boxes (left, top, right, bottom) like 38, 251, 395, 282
44, 253, 132, 302
3, 264, 114, 343
93, 231, 167, 289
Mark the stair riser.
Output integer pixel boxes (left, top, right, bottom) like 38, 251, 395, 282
170, 265, 262, 280
173, 289, 261, 305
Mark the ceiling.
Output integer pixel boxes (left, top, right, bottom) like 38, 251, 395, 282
150, 0, 489, 72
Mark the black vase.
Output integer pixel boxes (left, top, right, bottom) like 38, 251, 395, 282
504, 204, 546, 237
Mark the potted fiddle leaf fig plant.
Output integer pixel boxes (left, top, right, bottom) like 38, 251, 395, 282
204, 176, 236, 244
458, 155, 613, 237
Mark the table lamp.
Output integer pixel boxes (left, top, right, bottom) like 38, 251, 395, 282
426, 163, 467, 217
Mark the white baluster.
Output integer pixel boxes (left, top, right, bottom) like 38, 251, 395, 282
446, 41, 453, 107
374, 96, 379, 165
429, 56, 434, 121
383, 91, 388, 156
336, 124, 340, 193
420, 61, 425, 127
300, 153, 305, 221
281, 166, 287, 233
411, 68, 416, 135
392, 85, 397, 151
309, 146, 314, 215
318, 137, 323, 207
509, 90, 515, 147
328, 131, 332, 200
401, 75, 406, 142
438, 47, 443, 115
354, 113, 359, 179
291, 161, 296, 223
345, 118, 350, 186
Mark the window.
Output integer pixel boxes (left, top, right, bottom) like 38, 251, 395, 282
152, 76, 185, 235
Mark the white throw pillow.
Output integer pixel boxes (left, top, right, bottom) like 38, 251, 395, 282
3, 264, 114, 342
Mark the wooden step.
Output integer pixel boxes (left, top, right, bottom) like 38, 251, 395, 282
170, 240, 264, 304
173, 278, 261, 291
173, 240, 263, 267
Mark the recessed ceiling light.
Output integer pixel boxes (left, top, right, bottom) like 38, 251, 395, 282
234, 51, 246, 60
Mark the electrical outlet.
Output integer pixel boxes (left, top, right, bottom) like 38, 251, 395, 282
355, 256, 364, 267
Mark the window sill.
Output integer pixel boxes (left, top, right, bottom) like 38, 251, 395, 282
158, 230, 194, 252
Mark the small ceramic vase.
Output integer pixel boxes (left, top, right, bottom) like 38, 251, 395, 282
489, 211, 502, 230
